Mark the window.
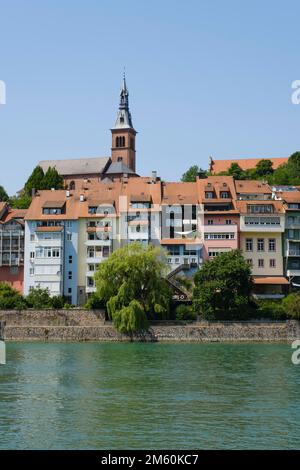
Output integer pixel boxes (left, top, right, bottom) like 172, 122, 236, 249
69, 255, 73, 264
248, 204, 274, 214
245, 239, 253, 251
270, 259, 276, 268
67, 233, 72, 241
30, 251, 35, 259
268, 238, 276, 252
42, 208, 62, 215
204, 233, 235, 240
288, 203, 300, 209
66, 221, 73, 228
117, 156, 123, 162
257, 239, 264, 251
68, 288, 72, 294
30, 267, 34, 275
30, 234, 35, 241
220, 192, 229, 198
226, 219, 232, 225
205, 192, 214, 199
207, 219, 213, 225
68, 271, 72, 280
246, 259, 253, 266
258, 259, 264, 268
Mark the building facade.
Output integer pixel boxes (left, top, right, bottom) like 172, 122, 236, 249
0, 203, 26, 293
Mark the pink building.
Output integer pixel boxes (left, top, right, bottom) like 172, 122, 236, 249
197, 176, 240, 261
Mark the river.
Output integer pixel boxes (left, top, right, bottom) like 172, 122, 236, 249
0, 342, 299, 449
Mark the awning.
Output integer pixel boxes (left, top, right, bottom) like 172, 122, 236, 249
252, 276, 289, 285
42, 201, 65, 209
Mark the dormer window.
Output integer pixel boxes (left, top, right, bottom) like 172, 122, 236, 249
117, 156, 123, 162
220, 191, 229, 198
205, 192, 214, 199
42, 201, 65, 215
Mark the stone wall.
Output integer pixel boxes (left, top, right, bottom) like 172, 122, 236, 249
0, 309, 105, 327
0, 310, 299, 342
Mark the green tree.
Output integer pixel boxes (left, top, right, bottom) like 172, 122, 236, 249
0, 283, 27, 310
0, 185, 9, 202
94, 242, 171, 335
181, 165, 207, 182
26, 287, 53, 309
282, 293, 300, 319
193, 250, 253, 320
42, 167, 64, 190
24, 165, 45, 196
255, 159, 274, 178
9, 192, 32, 209
227, 162, 245, 180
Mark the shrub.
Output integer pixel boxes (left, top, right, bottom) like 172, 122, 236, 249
282, 293, 300, 319
0, 283, 27, 310
175, 304, 197, 321
50, 296, 65, 309
26, 287, 53, 309
85, 293, 106, 310
256, 299, 287, 320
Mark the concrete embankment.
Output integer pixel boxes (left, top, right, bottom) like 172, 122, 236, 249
0, 310, 300, 342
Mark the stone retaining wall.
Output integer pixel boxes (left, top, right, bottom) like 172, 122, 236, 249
0, 309, 105, 327
0, 310, 300, 342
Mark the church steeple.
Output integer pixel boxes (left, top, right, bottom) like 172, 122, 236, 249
111, 74, 137, 172
113, 72, 133, 129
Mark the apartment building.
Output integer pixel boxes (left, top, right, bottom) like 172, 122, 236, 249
235, 181, 288, 298
272, 186, 300, 286
160, 182, 202, 276
0, 203, 26, 293
197, 176, 239, 260
24, 191, 79, 305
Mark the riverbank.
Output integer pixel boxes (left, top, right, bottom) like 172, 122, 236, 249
0, 309, 299, 342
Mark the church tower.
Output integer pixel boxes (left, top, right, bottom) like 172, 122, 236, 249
111, 74, 137, 173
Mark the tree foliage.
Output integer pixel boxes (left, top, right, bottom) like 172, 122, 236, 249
94, 242, 171, 334
0, 283, 27, 310
10, 165, 64, 209
26, 287, 54, 309
282, 293, 300, 319
0, 185, 9, 202
181, 165, 207, 182
193, 250, 253, 320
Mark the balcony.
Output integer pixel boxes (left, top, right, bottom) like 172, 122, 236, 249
34, 273, 62, 282
34, 258, 63, 265
286, 250, 300, 257
86, 255, 109, 264
36, 239, 63, 247
287, 269, 300, 277
167, 255, 201, 266
86, 286, 96, 294
85, 239, 111, 247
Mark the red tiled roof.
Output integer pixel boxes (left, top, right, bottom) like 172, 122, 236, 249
252, 276, 289, 285
210, 157, 288, 174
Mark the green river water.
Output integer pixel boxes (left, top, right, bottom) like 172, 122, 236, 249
0, 342, 300, 449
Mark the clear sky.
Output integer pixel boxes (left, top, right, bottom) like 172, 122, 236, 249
1, 0, 300, 195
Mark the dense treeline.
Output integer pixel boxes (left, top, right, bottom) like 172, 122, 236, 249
0, 165, 64, 209
181, 151, 300, 184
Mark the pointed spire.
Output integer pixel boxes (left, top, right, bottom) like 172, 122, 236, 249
113, 72, 133, 129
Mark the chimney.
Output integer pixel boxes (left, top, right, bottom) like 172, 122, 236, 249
152, 170, 157, 183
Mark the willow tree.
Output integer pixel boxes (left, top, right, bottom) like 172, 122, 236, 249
94, 242, 171, 335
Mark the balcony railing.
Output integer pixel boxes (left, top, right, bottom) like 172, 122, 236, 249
287, 250, 300, 256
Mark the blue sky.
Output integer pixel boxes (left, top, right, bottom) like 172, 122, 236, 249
0, 0, 300, 195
